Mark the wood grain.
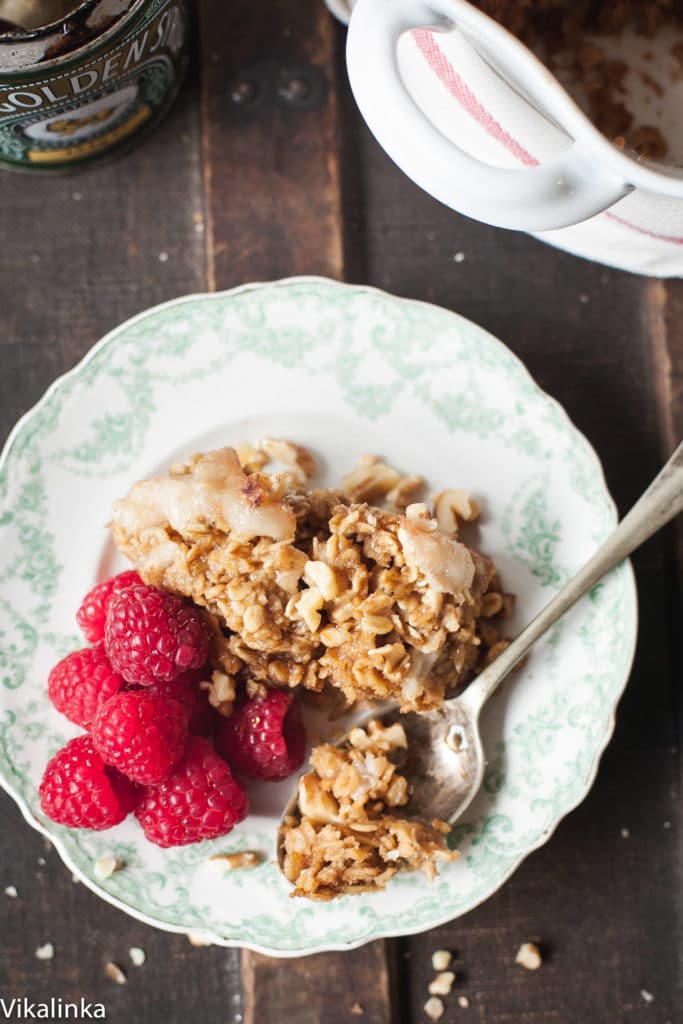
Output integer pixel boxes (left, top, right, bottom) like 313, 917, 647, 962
197, 0, 344, 290
0, 76, 205, 437
242, 944, 396, 1024
664, 283, 683, 447
645, 278, 683, 583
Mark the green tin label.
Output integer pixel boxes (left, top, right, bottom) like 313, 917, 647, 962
0, 0, 187, 168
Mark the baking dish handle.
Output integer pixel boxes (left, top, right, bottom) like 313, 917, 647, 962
346, 0, 630, 232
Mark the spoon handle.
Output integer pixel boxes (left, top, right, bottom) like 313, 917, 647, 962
462, 440, 683, 715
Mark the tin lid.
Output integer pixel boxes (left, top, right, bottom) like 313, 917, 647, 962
0, 0, 135, 71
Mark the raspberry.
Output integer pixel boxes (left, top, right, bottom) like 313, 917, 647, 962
39, 735, 139, 831
144, 669, 215, 737
215, 690, 306, 781
135, 736, 248, 847
76, 570, 142, 643
47, 643, 124, 729
104, 583, 210, 685
91, 691, 189, 785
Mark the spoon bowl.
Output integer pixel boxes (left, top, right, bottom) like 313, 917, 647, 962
353, 695, 486, 825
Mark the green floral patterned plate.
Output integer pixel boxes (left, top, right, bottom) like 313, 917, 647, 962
0, 277, 637, 956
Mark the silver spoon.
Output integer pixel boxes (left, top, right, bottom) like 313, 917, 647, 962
278, 441, 683, 862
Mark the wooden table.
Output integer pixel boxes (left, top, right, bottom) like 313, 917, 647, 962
1, 2, 681, 1021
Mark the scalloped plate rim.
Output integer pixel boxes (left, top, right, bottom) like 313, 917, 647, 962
0, 275, 638, 956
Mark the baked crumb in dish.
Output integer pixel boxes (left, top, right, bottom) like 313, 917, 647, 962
475, 0, 679, 38
111, 443, 513, 714
279, 719, 458, 899
472, 0, 682, 161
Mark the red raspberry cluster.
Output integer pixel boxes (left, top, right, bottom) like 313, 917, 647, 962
40, 571, 306, 847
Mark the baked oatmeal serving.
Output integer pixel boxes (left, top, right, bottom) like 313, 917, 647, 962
38, 439, 513, 899
280, 718, 458, 900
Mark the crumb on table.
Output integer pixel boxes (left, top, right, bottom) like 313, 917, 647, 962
431, 949, 452, 971
428, 972, 456, 996
515, 942, 542, 970
104, 961, 127, 985
424, 996, 444, 1021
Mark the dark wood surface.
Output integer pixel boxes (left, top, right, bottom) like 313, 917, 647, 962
1, 2, 681, 1022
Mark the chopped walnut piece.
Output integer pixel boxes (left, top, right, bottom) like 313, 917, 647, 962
348, 720, 408, 753
304, 559, 339, 600
298, 771, 341, 824
208, 851, 263, 871
387, 473, 424, 510
405, 501, 434, 523
104, 961, 127, 985
245, 676, 268, 699
200, 670, 236, 717
480, 591, 503, 618
483, 639, 511, 666
433, 489, 479, 535
515, 942, 542, 970
258, 437, 317, 485
234, 439, 268, 473
93, 856, 123, 880
295, 586, 324, 633
243, 604, 265, 633
341, 455, 401, 503
424, 996, 444, 1021
320, 625, 347, 648
431, 950, 452, 972
429, 972, 456, 996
